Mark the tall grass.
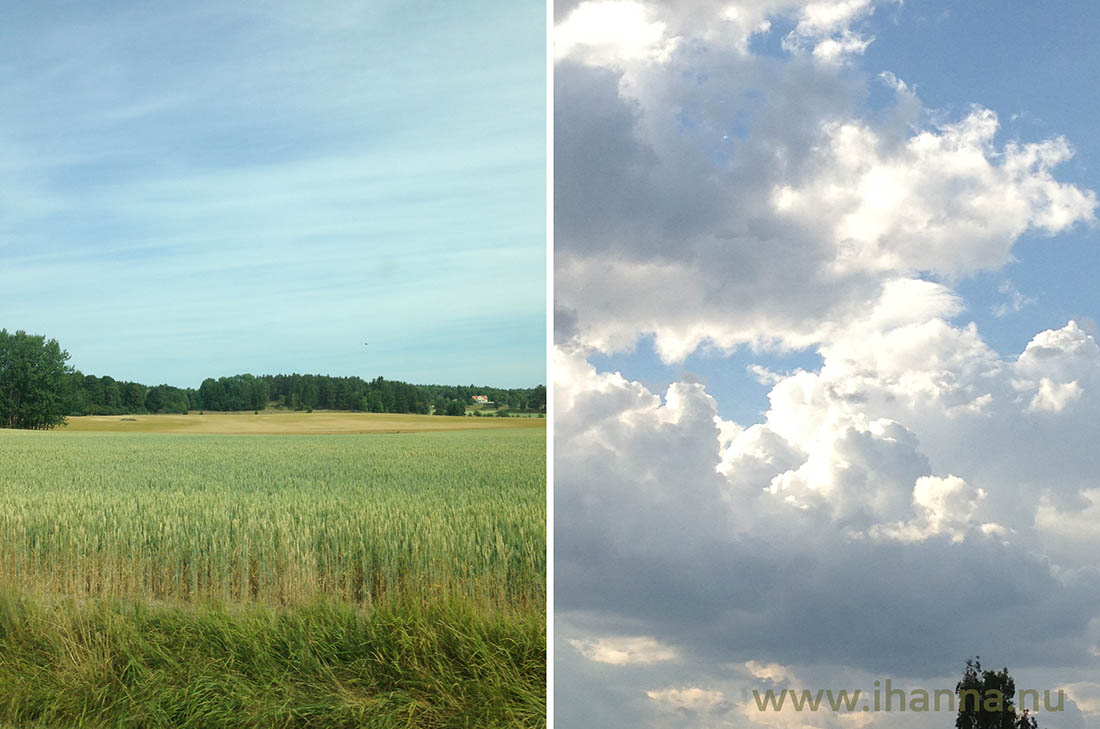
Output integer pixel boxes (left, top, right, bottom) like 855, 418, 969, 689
0, 592, 545, 728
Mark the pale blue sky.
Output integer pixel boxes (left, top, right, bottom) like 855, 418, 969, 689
0, 0, 545, 388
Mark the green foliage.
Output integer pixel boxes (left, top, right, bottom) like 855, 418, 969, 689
71, 372, 466, 417
0, 329, 72, 430
444, 399, 466, 416
7, 329, 543, 420
365, 390, 385, 413
145, 384, 189, 414
956, 658, 1038, 729
419, 383, 546, 412
197, 374, 268, 412
57, 356, 541, 420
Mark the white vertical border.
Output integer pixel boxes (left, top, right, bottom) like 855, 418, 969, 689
545, 0, 555, 726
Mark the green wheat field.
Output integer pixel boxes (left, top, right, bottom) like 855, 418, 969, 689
0, 422, 545, 728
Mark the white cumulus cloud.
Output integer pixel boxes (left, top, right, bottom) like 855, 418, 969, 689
555, 2, 1100, 726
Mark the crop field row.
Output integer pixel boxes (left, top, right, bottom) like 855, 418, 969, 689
60, 410, 545, 435
0, 428, 545, 610
0, 425, 546, 727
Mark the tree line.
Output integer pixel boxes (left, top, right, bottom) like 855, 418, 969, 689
69, 372, 545, 416
418, 384, 546, 412
1, 329, 545, 429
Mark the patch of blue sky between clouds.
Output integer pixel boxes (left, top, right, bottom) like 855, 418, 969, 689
861, 0, 1100, 363
584, 0, 1100, 418
589, 337, 822, 425
0, 0, 545, 388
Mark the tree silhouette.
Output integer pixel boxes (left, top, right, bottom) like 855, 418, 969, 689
956, 658, 1038, 729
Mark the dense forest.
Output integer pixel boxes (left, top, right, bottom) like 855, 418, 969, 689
65, 371, 546, 416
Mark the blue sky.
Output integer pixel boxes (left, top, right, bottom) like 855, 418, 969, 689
0, 1, 545, 388
590, 0, 1100, 423
556, 1, 1100, 727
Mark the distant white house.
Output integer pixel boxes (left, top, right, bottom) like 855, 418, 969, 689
472, 395, 490, 404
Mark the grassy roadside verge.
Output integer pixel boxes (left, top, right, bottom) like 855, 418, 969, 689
0, 592, 545, 728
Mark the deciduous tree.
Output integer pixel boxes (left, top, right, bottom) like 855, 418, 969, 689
0, 329, 73, 429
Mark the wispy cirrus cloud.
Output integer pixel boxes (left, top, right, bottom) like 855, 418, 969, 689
1, 1, 545, 387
